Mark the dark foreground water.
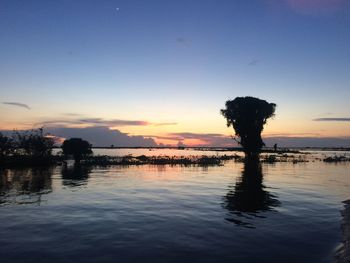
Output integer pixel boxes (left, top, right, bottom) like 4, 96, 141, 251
1, 151, 350, 262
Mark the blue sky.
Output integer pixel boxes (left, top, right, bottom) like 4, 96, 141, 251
1, 0, 350, 146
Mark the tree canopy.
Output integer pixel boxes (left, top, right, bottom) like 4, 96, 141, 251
14, 128, 54, 157
0, 132, 14, 159
221, 96, 276, 157
62, 138, 92, 164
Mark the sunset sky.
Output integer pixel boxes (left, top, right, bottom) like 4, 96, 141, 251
1, 0, 350, 147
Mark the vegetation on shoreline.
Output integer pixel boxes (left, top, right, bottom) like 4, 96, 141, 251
2, 152, 350, 168
1, 128, 349, 168
75, 154, 241, 166
261, 154, 309, 164
323, 156, 350, 163
0, 129, 58, 167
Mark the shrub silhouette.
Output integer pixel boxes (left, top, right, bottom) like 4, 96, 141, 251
14, 128, 54, 157
221, 96, 276, 158
0, 129, 56, 167
62, 138, 92, 164
0, 133, 13, 158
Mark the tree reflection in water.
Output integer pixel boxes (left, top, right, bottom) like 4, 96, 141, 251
61, 164, 91, 188
223, 158, 280, 228
0, 168, 53, 205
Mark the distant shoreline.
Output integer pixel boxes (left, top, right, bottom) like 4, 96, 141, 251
53, 146, 350, 151
2, 148, 349, 169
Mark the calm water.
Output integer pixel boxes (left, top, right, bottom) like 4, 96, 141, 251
1, 150, 350, 262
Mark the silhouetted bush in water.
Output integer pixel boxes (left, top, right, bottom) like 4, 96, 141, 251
62, 138, 92, 164
0, 133, 14, 159
261, 154, 308, 163
79, 154, 241, 166
221, 97, 276, 158
0, 155, 61, 168
14, 128, 54, 157
0, 129, 58, 167
323, 156, 350, 163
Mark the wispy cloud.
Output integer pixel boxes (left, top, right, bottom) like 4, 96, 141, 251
61, 113, 84, 117
152, 132, 350, 147
264, 136, 350, 148
79, 118, 149, 126
152, 122, 178, 127
313, 118, 350, 122
248, 59, 259, 66
286, 0, 347, 16
39, 118, 148, 127
152, 132, 235, 147
38, 117, 177, 128
264, 132, 321, 137
2, 102, 30, 110
176, 37, 190, 47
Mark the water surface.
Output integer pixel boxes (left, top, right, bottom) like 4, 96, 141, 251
1, 150, 349, 262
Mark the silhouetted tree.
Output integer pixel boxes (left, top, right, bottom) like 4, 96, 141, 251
62, 138, 92, 164
221, 97, 276, 158
0, 133, 13, 158
14, 128, 54, 157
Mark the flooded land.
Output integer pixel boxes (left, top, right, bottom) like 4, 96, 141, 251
1, 149, 350, 262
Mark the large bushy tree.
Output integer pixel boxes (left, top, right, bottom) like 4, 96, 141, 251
62, 138, 92, 164
221, 96, 276, 158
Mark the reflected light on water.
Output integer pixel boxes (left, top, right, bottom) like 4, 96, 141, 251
0, 150, 349, 262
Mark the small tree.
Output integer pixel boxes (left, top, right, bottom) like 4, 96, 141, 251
62, 138, 92, 164
14, 128, 54, 158
221, 96, 276, 158
0, 132, 13, 158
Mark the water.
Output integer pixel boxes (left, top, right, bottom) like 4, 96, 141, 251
1, 150, 350, 262
53, 147, 246, 157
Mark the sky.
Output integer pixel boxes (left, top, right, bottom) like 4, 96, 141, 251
1, 0, 350, 147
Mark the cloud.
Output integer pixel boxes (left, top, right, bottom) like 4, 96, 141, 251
152, 122, 178, 127
313, 118, 350, 122
2, 102, 30, 110
264, 132, 322, 137
35, 118, 177, 127
153, 132, 350, 148
2, 126, 349, 148
248, 59, 259, 66
38, 117, 176, 127
286, 0, 346, 15
46, 126, 158, 147
264, 136, 350, 148
61, 113, 84, 117
153, 132, 237, 147
176, 37, 191, 47
79, 118, 148, 126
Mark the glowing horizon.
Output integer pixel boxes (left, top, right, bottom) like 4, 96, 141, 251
1, 1, 350, 147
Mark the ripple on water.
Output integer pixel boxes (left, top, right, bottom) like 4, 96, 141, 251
0, 153, 349, 262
